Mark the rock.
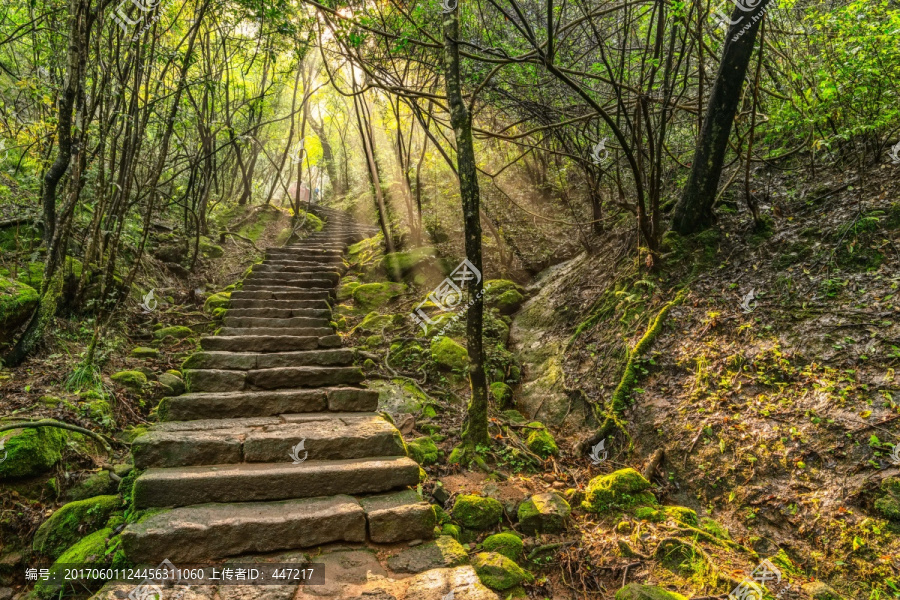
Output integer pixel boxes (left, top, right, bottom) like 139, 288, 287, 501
563, 488, 584, 507
0, 425, 68, 480
200, 237, 224, 258
204, 292, 231, 313
662, 506, 698, 526
481, 533, 523, 561
68, 465, 131, 501
441, 523, 461, 540
352, 282, 406, 310
110, 370, 147, 391
407, 437, 438, 466
130, 347, 159, 359
582, 468, 656, 513
802, 581, 845, 600
430, 337, 469, 371
490, 382, 513, 407
432, 481, 451, 505
874, 477, 900, 521
501, 409, 526, 424
386, 535, 469, 573
471, 552, 533, 591
493, 290, 525, 315
32, 495, 121, 559
153, 325, 193, 340
158, 372, 185, 396
357, 311, 397, 333
614, 584, 688, 600
360, 490, 436, 543
0, 277, 38, 340
452, 495, 503, 530
36, 528, 113, 599
517, 492, 571, 534
524, 422, 558, 458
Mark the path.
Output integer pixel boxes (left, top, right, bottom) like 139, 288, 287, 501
92, 207, 498, 599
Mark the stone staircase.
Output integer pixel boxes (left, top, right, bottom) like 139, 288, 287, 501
120, 207, 435, 564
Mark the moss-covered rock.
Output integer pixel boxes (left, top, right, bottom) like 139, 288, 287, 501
352, 282, 406, 310
494, 289, 525, 315
337, 281, 361, 301
490, 382, 513, 407
431, 336, 469, 371
130, 346, 158, 359
110, 370, 147, 391
386, 535, 469, 573
452, 494, 503, 530
698, 516, 731, 540
471, 552, 533, 591
614, 584, 688, 600
203, 291, 231, 313
36, 527, 114, 599
153, 325, 193, 341
502, 409, 527, 424
0, 425, 69, 479
801, 581, 845, 600
441, 523, 461, 540
382, 246, 439, 278
482, 533, 523, 561
68, 465, 131, 501
199, 237, 224, 258
663, 506, 698, 526
33, 495, 121, 559
582, 468, 655, 513
517, 492, 571, 534
0, 276, 38, 340
874, 477, 900, 521
634, 506, 665, 522
356, 311, 397, 334
525, 422, 558, 458
158, 372, 185, 396
407, 437, 439, 466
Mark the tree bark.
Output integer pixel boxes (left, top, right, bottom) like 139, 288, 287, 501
671, 0, 771, 234
442, 8, 489, 449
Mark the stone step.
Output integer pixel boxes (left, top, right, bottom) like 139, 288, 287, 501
182, 349, 354, 370
230, 290, 333, 301
132, 414, 405, 468
228, 298, 331, 310
217, 326, 332, 337
222, 320, 331, 333
201, 335, 340, 352
242, 277, 337, 289
239, 284, 335, 293
225, 307, 333, 319
252, 264, 344, 275
268, 247, 343, 255
246, 271, 340, 283
133, 456, 421, 508
185, 366, 364, 392
158, 387, 378, 421
121, 495, 367, 563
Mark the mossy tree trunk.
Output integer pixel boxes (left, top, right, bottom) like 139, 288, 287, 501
442, 7, 489, 448
671, 1, 771, 234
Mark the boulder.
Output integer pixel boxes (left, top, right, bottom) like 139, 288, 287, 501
386, 535, 469, 573
490, 382, 513, 407
431, 337, 469, 371
517, 492, 570, 534
524, 422, 558, 458
0, 425, 68, 480
32, 495, 120, 559
481, 533, 523, 561
582, 468, 656, 513
153, 325, 193, 341
352, 282, 406, 310
407, 437, 439, 466
203, 292, 231, 313
471, 552, 533, 591
158, 372, 185, 396
130, 347, 159, 359
452, 495, 502, 530
0, 277, 38, 341
35, 528, 113, 600
110, 370, 147, 391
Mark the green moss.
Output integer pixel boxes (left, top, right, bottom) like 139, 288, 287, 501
582, 468, 655, 513
430, 336, 469, 371
33, 495, 121, 559
0, 276, 38, 339
484, 279, 524, 296
199, 238, 224, 258
525, 422, 558, 458
130, 346, 158, 359
502, 410, 527, 424
110, 370, 147, 391
298, 211, 325, 232
337, 281, 360, 300
875, 477, 900, 521
452, 494, 503, 530
663, 506, 698, 526
614, 583, 688, 600
0, 425, 68, 479
471, 552, 533, 591
153, 325, 193, 340
382, 246, 438, 279
494, 290, 525, 314
698, 516, 731, 540
634, 506, 665, 522
441, 523, 461, 540
352, 282, 406, 310
517, 492, 571, 534
490, 382, 513, 407
203, 292, 231, 313
36, 528, 114, 600
356, 311, 397, 334
407, 437, 439, 466
482, 533, 523, 561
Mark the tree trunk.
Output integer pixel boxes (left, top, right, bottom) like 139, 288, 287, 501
442, 7, 489, 449
309, 114, 343, 197
671, 0, 771, 234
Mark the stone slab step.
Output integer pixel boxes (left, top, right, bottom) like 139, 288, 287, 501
132, 414, 405, 468
225, 307, 333, 319
246, 271, 340, 283
185, 366, 364, 392
360, 490, 437, 543
242, 278, 337, 289
182, 349, 355, 370
252, 264, 344, 275
216, 327, 333, 337
133, 456, 421, 508
228, 298, 331, 309
121, 495, 366, 563
268, 248, 343, 256
240, 284, 335, 293
264, 256, 346, 265
230, 290, 333, 301
200, 335, 340, 352
158, 387, 378, 420
219, 323, 332, 336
